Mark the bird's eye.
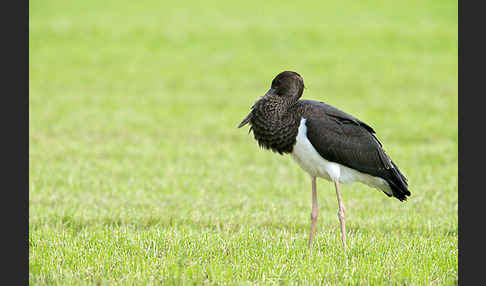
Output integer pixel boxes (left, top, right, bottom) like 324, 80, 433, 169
273, 79, 280, 86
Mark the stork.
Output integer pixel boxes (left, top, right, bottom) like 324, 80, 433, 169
238, 71, 410, 251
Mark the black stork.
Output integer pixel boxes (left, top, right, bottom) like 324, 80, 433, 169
238, 71, 410, 251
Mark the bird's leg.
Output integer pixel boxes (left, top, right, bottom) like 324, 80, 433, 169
308, 176, 318, 253
333, 180, 347, 249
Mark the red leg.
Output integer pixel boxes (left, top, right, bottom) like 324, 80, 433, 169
334, 180, 347, 249
308, 176, 318, 253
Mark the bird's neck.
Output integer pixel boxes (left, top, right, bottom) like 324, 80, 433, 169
250, 98, 301, 154
255, 96, 296, 120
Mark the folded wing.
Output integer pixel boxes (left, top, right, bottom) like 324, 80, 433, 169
301, 100, 410, 201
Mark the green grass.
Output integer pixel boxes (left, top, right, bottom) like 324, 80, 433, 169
29, 0, 457, 284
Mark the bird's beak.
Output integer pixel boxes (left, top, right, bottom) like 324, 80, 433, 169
238, 113, 251, 128
238, 88, 276, 129
264, 88, 276, 97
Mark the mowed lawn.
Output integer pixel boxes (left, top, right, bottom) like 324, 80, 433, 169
29, 0, 457, 285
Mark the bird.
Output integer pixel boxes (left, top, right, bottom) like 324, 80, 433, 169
238, 71, 410, 251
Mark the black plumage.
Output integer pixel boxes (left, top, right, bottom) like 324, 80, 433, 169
301, 100, 410, 201
238, 71, 411, 250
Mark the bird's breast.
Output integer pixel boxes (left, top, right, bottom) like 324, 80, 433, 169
250, 112, 299, 155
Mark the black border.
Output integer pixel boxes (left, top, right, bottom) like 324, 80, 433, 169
4, 0, 30, 283
458, 0, 483, 284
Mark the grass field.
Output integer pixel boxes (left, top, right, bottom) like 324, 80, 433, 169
29, 0, 458, 284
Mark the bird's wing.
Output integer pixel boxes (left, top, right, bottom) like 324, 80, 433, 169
301, 100, 409, 200
300, 99, 376, 133
304, 115, 392, 176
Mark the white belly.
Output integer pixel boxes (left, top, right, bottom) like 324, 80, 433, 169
290, 118, 392, 195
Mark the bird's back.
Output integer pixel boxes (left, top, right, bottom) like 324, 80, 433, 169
294, 99, 410, 201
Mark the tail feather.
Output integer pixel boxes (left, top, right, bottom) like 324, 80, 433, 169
386, 160, 411, 201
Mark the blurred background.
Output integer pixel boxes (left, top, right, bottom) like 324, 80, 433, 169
29, 0, 457, 284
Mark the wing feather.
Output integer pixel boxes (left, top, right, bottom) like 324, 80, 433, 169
305, 116, 391, 176
302, 104, 410, 201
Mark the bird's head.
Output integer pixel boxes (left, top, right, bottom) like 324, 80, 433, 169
264, 71, 305, 104
237, 71, 305, 128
